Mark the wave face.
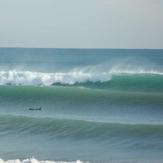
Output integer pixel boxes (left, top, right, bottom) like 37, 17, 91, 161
0, 48, 163, 162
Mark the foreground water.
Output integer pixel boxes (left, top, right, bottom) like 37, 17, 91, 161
0, 48, 163, 163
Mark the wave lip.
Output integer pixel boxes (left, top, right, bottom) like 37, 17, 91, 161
110, 69, 163, 75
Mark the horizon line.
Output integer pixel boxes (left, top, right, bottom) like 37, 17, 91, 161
0, 47, 163, 50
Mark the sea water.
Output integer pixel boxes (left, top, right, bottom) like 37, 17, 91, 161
0, 48, 163, 163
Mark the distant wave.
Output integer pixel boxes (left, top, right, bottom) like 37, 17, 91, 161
1, 158, 163, 163
0, 158, 85, 163
0, 158, 163, 163
0, 69, 163, 86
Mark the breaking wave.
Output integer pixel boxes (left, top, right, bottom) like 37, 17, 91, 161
0, 69, 163, 86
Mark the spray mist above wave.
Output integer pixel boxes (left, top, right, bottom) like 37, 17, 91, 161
0, 68, 162, 86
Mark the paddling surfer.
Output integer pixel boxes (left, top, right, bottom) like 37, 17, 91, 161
29, 107, 42, 111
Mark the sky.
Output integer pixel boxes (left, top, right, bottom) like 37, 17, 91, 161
0, 0, 163, 49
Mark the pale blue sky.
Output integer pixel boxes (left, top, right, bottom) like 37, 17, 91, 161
0, 0, 163, 48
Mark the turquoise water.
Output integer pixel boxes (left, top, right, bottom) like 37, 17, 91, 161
0, 48, 163, 162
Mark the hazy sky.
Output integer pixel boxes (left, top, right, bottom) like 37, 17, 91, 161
0, 0, 163, 48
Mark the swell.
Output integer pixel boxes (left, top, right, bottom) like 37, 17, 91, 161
0, 115, 163, 140
0, 70, 163, 92
0, 85, 163, 104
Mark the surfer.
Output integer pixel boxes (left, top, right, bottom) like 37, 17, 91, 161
29, 107, 42, 111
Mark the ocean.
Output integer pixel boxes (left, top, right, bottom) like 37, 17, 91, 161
0, 48, 163, 163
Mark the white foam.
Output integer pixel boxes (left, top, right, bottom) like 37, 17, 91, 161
0, 158, 85, 163
0, 70, 111, 86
